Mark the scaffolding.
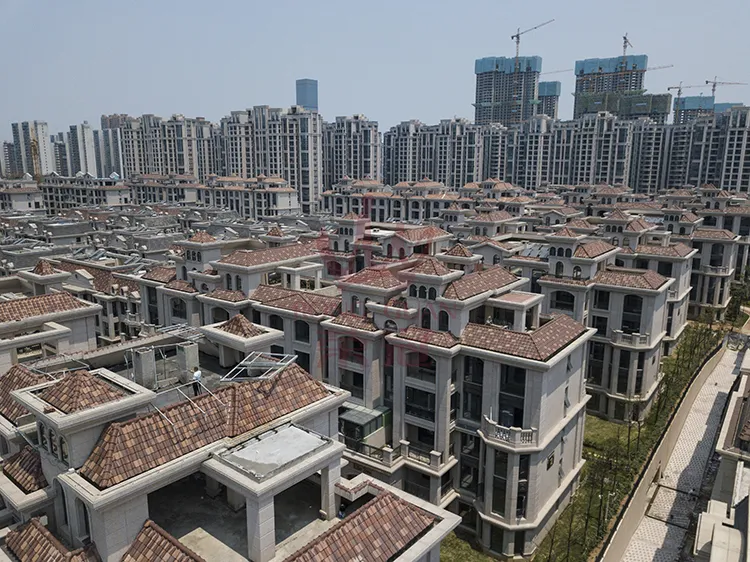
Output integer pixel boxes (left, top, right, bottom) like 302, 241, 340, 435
221, 352, 298, 382
157, 323, 206, 343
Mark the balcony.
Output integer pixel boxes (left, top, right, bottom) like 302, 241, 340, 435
481, 416, 537, 448
124, 312, 142, 325
702, 264, 731, 275
338, 382, 364, 400
340, 434, 402, 467
339, 349, 364, 365
406, 367, 437, 384
611, 330, 651, 347
401, 440, 443, 468
667, 289, 678, 301
404, 480, 430, 501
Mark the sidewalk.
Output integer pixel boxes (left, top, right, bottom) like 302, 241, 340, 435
621, 349, 739, 562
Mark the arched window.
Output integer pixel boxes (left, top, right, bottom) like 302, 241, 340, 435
351, 295, 360, 314
399, 248, 406, 259
679, 227, 685, 234
409, 284, 417, 297
558, 248, 564, 256
715, 202, 720, 209
171, 298, 186, 319
201, 283, 208, 291
549, 247, 556, 256
333, 241, 339, 251
565, 248, 572, 258
197, 252, 202, 262
705, 201, 711, 208
418, 286, 427, 299
38, 423, 47, 449
327, 261, 342, 276
384, 320, 398, 332
344, 240, 350, 252
573, 266, 582, 279
551, 290, 575, 311
605, 225, 611, 232
667, 224, 674, 232
555, 262, 564, 277
269, 314, 283, 331
387, 244, 393, 257
439, 310, 449, 331
60, 436, 68, 463
428, 287, 437, 300
225, 273, 232, 290
493, 254, 501, 265
294, 320, 310, 343
182, 266, 187, 280
618, 226, 623, 233
421, 307, 431, 329
49, 429, 57, 456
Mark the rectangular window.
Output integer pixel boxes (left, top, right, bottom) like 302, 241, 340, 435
594, 290, 610, 310
592, 315, 608, 336
617, 351, 630, 394
492, 450, 508, 516
405, 387, 435, 421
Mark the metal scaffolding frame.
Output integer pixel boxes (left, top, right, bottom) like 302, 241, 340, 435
221, 351, 297, 382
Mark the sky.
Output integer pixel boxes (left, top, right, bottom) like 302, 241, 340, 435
1, 0, 749, 137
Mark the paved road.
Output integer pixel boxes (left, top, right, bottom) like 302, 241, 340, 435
621, 349, 739, 562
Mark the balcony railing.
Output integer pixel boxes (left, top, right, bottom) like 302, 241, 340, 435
481, 416, 537, 447
340, 435, 401, 466
702, 264, 730, 275
440, 478, 454, 499
124, 312, 142, 325
404, 480, 430, 501
406, 367, 437, 384
339, 382, 364, 399
339, 349, 364, 364
667, 289, 678, 300
407, 441, 434, 465
611, 330, 650, 347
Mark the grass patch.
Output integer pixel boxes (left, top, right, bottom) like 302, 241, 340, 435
440, 531, 494, 562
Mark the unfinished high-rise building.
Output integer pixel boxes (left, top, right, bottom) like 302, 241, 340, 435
537, 81, 561, 119
474, 56, 542, 126
573, 55, 649, 118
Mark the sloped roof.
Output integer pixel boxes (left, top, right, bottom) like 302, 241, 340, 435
5, 517, 100, 562
142, 266, 176, 283
633, 243, 694, 258
393, 226, 451, 243
594, 267, 669, 290
284, 492, 436, 562
217, 315, 265, 338
386, 296, 409, 309
409, 258, 451, 277
680, 212, 700, 222
31, 259, 57, 276
219, 242, 319, 267
396, 326, 459, 348
547, 227, 580, 239
329, 312, 379, 332
187, 231, 216, 243
566, 218, 596, 230
605, 209, 631, 221
692, 228, 736, 240
442, 266, 518, 300
266, 226, 284, 237
3, 446, 47, 493
164, 280, 198, 293
121, 520, 206, 562
444, 244, 474, 258
462, 314, 587, 361
0, 292, 89, 323
473, 210, 512, 222
37, 371, 127, 414
0, 365, 49, 425
340, 267, 405, 289
205, 289, 248, 302
626, 218, 652, 232
573, 240, 617, 259
249, 285, 341, 316
340, 212, 362, 220
80, 364, 331, 489
55, 260, 140, 293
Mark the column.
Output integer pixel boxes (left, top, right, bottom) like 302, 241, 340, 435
320, 462, 340, 520
247, 495, 275, 562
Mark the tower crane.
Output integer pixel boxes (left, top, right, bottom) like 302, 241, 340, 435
705, 76, 747, 97
511, 19, 554, 72
667, 82, 710, 123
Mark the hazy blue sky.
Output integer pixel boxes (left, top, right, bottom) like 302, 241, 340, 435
1, 0, 749, 136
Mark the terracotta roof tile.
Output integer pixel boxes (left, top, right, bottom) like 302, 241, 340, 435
408, 258, 451, 277
31, 259, 56, 276
340, 212, 362, 220
547, 227, 581, 239
3, 446, 47, 493
142, 266, 177, 284
393, 226, 451, 243
205, 289, 248, 302
573, 240, 617, 259
266, 226, 284, 237
386, 296, 409, 309
0, 365, 48, 425
164, 280, 198, 293
80, 364, 331, 489
396, 326, 459, 348
692, 228, 736, 240
680, 212, 700, 222
249, 285, 341, 316
473, 210, 512, 222
566, 218, 596, 230
219, 243, 319, 267
284, 492, 436, 562
633, 243, 694, 258
37, 370, 127, 414
0, 293, 89, 323
625, 218, 652, 232
605, 209, 631, 221
121, 520, 205, 562
540, 275, 594, 286
462, 315, 587, 361
329, 312, 379, 332
443, 266, 518, 300
594, 267, 668, 290
187, 231, 216, 243
217, 315, 265, 338
5, 517, 100, 562
55, 260, 140, 293
340, 267, 405, 289
444, 244, 474, 258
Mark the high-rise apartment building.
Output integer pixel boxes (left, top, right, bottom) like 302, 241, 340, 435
481, 123, 509, 181
1, 142, 16, 178
93, 128, 124, 178
50, 132, 70, 176
538, 81, 561, 119
383, 120, 422, 186
67, 121, 98, 176
296, 78, 319, 112
100, 114, 130, 130
323, 115, 381, 188
474, 56, 542, 126
220, 110, 254, 178
573, 55, 648, 118
674, 96, 744, 125
11, 121, 54, 177
629, 118, 669, 194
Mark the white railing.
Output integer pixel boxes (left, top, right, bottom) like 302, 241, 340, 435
702, 265, 730, 275
481, 416, 537, 447
612, 330, 650, 346
667, 289, 678, 300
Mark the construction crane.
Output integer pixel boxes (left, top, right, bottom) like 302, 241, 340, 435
705, 76, 747, 97
511, 19, 554, 72
540, 69, 573, 76
622, 33, 633, 67
667, 82, 710, 124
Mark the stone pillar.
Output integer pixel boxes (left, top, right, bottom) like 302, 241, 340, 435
429, 475, 440, 504
176, 342, 199, 384
218, 345, 234, 369
247, 495, 275, 562
205, 475, 221, 498
133, 348, 156, 389
227, 487, 245, 512
320, 462, 340, 520
513, 309, 524, 331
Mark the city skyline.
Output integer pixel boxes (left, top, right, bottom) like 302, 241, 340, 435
1, 0, 748, 134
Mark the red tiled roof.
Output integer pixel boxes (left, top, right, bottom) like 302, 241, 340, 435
680, 212, 700, 222
205, 289, 248, 302
473, 210, 512, 222
219, 242, 319, 267
394, 226, 451, 243
5, 518, 100, 562
692, 228, 736, 240
396, 326, 459, 348
443, 266, 518, 300
386, 296, 409, 309
0, 292, 90, 323
164, 280, 198, 293
340, 267, 405, 289
217, 315, 265, 338
633, 243, 694, 258
329, 312, 379, 332
594, 267, 669, 290
249, 285, 341, 316
462, 314, 587, 361
408, 258, 451, 277
187, 231, 216, 243
566, 219, 596, 230
3, 446, 47, 493
573, 240, 617, 259
547, 227, 581, 239
266, 226, 284, 237
37, 371, 127, 414
121, 520, 205, 562
142, 266, 176, 283
284, 492, 436, 562
444, 243, 474, 258
539, 275, 594, 286
626, 218, 652, 232
0, 365, 48, 425
605, 209, 631, 221
341, 212, 363, 220
55, 260, 140, 293
31, 259, 56, 276
80, 364, 331, 489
